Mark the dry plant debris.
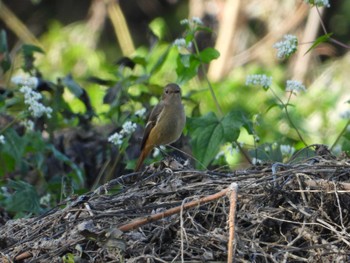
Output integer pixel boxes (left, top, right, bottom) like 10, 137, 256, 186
1, 156, 350, 262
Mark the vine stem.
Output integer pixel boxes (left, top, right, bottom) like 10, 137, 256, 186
330, 119, 350, 151
192, 39, 223, 118
269, 88, 308, 146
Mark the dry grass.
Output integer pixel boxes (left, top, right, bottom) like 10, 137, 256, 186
1, 153, 350, 262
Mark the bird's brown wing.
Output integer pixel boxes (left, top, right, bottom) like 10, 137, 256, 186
140, 102, 164, 150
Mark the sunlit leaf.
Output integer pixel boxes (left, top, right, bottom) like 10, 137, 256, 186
305, 33, 333, 55
198, 47, 220, 63
149, 17, 167, 40
187, 110, 246, 168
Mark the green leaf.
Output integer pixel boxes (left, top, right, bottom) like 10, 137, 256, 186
47, 144, 84, 187
176, 54, 200, 82
198, 47, 220, 63
149, 45, 171, 75
187, 110, 244, 168
305, 33, 333, 55
62, 74, 84, 97
0, 30, 11, 73
149, 17, 167, 40
21, 44, 44, 56
5, 180, 42, 215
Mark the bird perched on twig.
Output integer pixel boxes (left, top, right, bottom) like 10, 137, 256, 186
135, 83, 186, 171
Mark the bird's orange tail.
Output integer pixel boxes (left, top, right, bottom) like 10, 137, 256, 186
135, 144, 153, 172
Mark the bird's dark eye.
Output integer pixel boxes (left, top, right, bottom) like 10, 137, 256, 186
165, 89, 169, 94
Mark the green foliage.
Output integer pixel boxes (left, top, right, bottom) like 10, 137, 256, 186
188, 110, 251, 168
305, 33, 333, 55
0, 7, 349, 219
2, 180, 42, 217
0, 30, 11, 73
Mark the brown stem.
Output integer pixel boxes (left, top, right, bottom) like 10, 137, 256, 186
118, 183, 236, 232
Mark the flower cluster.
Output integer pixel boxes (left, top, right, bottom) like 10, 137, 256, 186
180, 17, 203, 26
173, 38, 192, 52
108, 121, 137, 146
246, 74, 273, 89
12, 75, 52, 118
20, 120, 35, 131
285, 80, 306, 93
280, 144, 296, 157
0, 135, 5, 145
304, 0, 330, 7
135, 108, 146, 118
340, 110, 350, 120
273, 34, 298, 59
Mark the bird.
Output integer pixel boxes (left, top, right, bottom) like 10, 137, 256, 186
135, 83, 186, 171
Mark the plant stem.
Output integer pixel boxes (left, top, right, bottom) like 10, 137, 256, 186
330, 119, 350, 151
269, 88, 307, 146
192, 39, 223, 117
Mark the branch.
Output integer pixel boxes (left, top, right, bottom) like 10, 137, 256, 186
118, 183, 238, 232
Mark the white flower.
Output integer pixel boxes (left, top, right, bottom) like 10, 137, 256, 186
280, 145, 295, 157
121, 121, 137, 135
173, 38, 192, 52
11, 75, 39, 88
180, 17, 203, 27
246, 74, 272, 89
273, 35, 298, 59
153, 148, 160, 158
304, 0, 330, 7
286, 80, 306, 93
152, 145, 165, 158
0, 135, 5, 145
252, 157, 262, 165
192, 17, 203, 25
215, 150, 225, 160
108, 132, 123, 146
21, 120, 35, 130
340, 110, 350, 120
19, 86, 52, 118
135, 108, 146, 118
173, 38, 186, 48
180, 19, 189, 25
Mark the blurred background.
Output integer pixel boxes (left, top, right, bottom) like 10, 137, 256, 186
1, 0, 350, 217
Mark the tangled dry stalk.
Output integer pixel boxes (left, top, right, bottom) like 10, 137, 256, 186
1, 154, 350, 262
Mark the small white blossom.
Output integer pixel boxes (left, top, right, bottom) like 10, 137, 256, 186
0, 135, 5, 145
19, 86, 52, 118
40, 193, 52, 206
21, 120, 35, 131
180, 17, 203, 27
340, 110, 350, 120
121, 121, 137, 135
246, 74, 272, 89
280, 144, 295, 157
173, 38, 186, 48
215, 150, 225, 160
173, 38, 192, 52
152, 145, 165, 158
273, 35, 298, 59
286, 80, 306, 93
135, 108, 146, 118
304, 0, 330, 7
180, 19, 189, 25
254, 135, 260, 143
153, 148, 160, 158
108, 132, 123, 146
11, 75, 39, 88
252, 157, 262, 165
192, 17, 203, 25
13, 75, 52, 119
